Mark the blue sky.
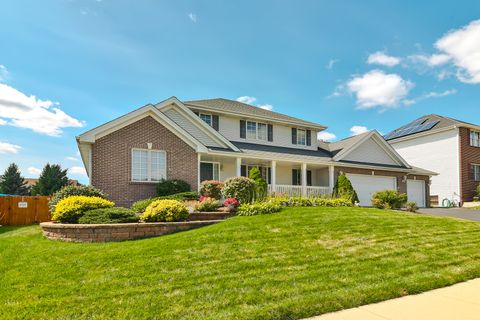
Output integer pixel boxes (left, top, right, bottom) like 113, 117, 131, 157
1, 0, 479, 184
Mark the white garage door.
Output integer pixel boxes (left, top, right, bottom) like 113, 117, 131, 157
407, 180, 426, 207
346, 174, 397, 206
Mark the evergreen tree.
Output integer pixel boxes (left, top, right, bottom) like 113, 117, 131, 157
31, 164, 69, 196
248, 166, 268, 202
332, 173, 359, 204
0, 163, 30, 195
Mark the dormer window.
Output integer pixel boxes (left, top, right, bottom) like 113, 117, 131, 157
199, 113, 212, 126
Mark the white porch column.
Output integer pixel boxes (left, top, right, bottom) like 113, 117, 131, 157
271, 160, 277, 193
301, 162, 307, 197
197, 154, 202, 191
236, 157, 242, 176
329, 165, 335, 192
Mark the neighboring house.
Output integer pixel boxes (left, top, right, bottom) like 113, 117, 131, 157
385, 114, 480, 205
24, 179, 80, 188
77, 97, 434, 207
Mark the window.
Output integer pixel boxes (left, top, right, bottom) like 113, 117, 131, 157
200, 162, 220, 182
246, 121, 257, 139
470, 130, 480, 147
245, 121, 268, 141
292, 169, 312, 186
472, 164, 480, 181
131, 149, 166, 182
199, 113, 212, 126
258, 123, 267, 140
297, 129, 306, 145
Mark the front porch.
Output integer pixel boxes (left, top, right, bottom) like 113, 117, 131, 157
198, 154, 335, 197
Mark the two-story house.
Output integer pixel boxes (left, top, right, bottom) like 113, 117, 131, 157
386, 114, 480, 206
77, 97, 434, 207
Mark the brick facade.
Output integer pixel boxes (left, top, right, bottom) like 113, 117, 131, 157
335, 166, 431, 207
91, 116, 198, 207
459, 127, 480, 203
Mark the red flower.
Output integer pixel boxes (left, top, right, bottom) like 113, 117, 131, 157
223, 197, 239, 207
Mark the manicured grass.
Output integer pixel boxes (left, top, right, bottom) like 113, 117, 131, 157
1, 207, 480, 320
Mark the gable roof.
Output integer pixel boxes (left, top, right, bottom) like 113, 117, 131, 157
385, 114, 480, 141
184, 98, 326, 130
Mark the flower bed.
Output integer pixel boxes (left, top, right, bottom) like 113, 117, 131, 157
41, 220, 222, 243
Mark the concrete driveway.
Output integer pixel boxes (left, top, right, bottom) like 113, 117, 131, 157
417, 208, 480, 222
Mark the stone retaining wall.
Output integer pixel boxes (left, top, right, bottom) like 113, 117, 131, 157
188, 212, 235, 221
41, 220, 221, 243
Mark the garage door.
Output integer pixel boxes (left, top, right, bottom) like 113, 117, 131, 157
346, 174, 397, 206
407, 180, 426, 207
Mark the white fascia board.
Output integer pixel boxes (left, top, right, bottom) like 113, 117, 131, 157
158, 99, 240, 152
185, 105, 327, 131
76, 139, 92, 179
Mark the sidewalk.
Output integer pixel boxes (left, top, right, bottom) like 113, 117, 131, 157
306, 279, 480, 320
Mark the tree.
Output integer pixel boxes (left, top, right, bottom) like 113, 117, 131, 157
332, 173, 359, 204
0, 163, 30, 195
31, 164, 69, 196
249, 166, 268, 202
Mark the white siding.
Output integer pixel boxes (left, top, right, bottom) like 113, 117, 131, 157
343, 138, 398, 166
391, 129, 461, 204
163, 108, 222, 148
218, 115, 318, 151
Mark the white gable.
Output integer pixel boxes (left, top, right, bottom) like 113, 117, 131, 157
162, 107, 223, 148
342, 138, 399, 165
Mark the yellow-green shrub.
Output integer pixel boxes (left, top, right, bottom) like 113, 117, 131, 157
52, 196, 114, 223
140, 199, 189, 222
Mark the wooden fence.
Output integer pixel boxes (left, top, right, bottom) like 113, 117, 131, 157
0, 196, 51, 226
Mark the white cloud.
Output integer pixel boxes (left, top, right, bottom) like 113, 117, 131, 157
0, 65, 8, 82
350, 125, 369, 136
27, 167, 42, 176
188, 13, 197, 23
424, 89, 457, 98
0, 119, 6, 125
367, 51, 401, 67
0, 141, 21, 154
258, 104, 273, 111
435, 19, 480, 84
317, 131, 337, 141
0, 83, 84, 136
408, 54, 451, 67
68, 166, 87, 176
65, 156, 79, 161
326, 59, 339, 69
347, 70, 414, 109
236, 96, 257, 104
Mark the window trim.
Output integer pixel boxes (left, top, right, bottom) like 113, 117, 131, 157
472, 163, 480, 181
199, 113, 213, 126
296, 128, 307, 145
470, 130, 480, 147
244, 120, 269, 141
200, 161, 220, 181
131, 148, 167, 183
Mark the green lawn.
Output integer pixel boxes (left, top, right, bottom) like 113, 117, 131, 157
2, 207, 480, 320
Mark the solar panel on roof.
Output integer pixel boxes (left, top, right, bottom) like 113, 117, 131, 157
384, 120, 440, 140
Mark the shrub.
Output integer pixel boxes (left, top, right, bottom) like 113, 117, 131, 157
332, 173, 359, 204
140, 199, 189, 222
199, 180, 224, 199
194, 197, 219, 212
78, 207, 139, 224
131, 192, 200, 213
405, 202, 419, 213
371, 190, 408, 210
237, 202, 282, 216
52, 196, 114, 223
222, 176, 256, 204
476, 184, 480, 198
223, 197, 239, 208
156, 179, 191, 197
49, 185, 108, 212
131, 198, 155, 213
248, 167, 268, 202
268, 196, 353, 207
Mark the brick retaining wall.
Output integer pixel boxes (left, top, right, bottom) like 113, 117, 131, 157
41, 220, 221, 243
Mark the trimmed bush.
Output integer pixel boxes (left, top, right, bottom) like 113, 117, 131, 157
332, 173, 359, 204
49, 185, 107, 212
222, 176, 256, 204
269, 196, 353, 207
237, 202, 282, 216
140, 199, 189, 222
131, 192, 200, 213
52, 196, 114, 223
131, 198, 155, 213
371, 190, 408, 209
194, 197, 219, 212
249, 167, 268, 202
199, 180, 224, 199
156, 179, 191, 197
78, 207, 139, 224
405, 202, 419, 213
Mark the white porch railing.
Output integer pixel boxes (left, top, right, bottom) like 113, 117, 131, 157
268, 185, 332, 197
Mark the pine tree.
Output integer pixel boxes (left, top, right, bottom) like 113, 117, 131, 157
0, 163, 30, 195
332, 173, 359, 204
31, 164, 69, 196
